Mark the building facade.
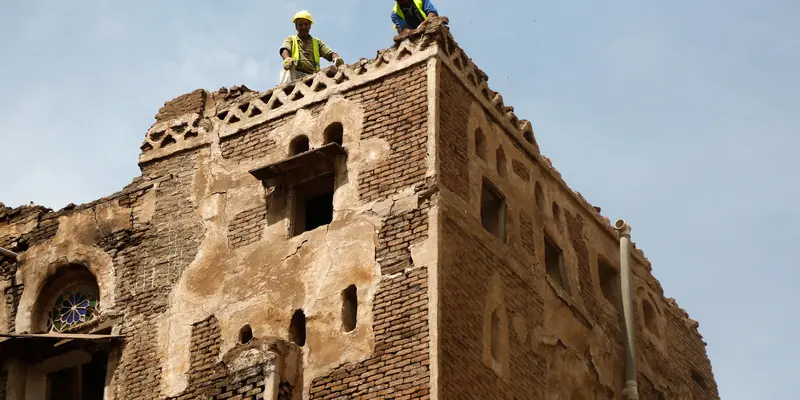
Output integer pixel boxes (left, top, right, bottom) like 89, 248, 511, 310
0, 21, 719, 399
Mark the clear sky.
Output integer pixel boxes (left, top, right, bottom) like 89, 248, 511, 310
1, 1, 797, 397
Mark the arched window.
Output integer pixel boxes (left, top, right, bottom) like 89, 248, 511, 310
475, 129, 487, 161
289, 135, 310, 156
323, 122, 344, 146
642, 298, 660, 337
496, 147, 507, 178
37, 265, 100, 333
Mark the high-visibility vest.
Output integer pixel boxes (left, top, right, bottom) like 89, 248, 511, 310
291, 35, 321, 71
393, 0, 427, 30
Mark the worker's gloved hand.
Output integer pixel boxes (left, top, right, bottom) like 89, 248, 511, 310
333, 57, 345, 68
283, 58, 295, 70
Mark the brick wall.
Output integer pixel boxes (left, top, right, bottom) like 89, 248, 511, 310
156, 89, 207, 123
439, 212, 547, 400
519, 212, 536, 257
220, 115, 290, 163
511, 159, 530, 182
438, 67, 471, 203
436, 61, 718, 398
564, 210, 601, 322
113, 150, 205, 400
375, 207, 429, 275
350, 65, 428, 203
228, 205, 268, 250
309, 267, 430, 399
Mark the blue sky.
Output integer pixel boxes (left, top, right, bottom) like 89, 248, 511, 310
1, 1, 797, 397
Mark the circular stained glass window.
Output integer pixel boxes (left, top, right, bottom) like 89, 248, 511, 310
47, 282, 99, 332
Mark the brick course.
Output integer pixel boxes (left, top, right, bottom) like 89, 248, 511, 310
220, 115, 289, 163
438, 67, 471, 203
351, 66, 428, 203
309, 267, 431, 400
228, 205, 268, 249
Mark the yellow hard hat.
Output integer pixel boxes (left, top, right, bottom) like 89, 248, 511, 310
292, 10, 314, 25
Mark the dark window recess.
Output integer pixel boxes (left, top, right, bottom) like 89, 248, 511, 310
496, 147, 507, 178
289, 309, 307, 347
598, 257, 622, 310
46, 350, 108, 400
292, 176, 335, 236
545, 236, 570, 293
481, 179, 507, 242
289, 135, 310, 156
239, 325, 254, 344
490, 309, 501, 362
534, 182, 545, 211
475, 128, 487, 160
324, 122, 344, 145
643, 299, 659, 337
342, 285, 358, 332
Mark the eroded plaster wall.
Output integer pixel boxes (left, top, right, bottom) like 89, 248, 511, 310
435, 52, 720, 399
1, 34, 439, 399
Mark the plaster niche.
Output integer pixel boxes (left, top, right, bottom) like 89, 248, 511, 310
482, 272, 510, 379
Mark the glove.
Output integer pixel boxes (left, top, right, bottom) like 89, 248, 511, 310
283, 58, 295, 70
333, 57, 345, 68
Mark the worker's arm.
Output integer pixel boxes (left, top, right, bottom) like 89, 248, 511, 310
391, 11, 412, 34
422, 0, 439, 17
280, 36, 293, 60
280, 36, 294, 69
319, 41, 345, 67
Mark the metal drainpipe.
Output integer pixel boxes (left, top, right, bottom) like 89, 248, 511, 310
614, 219, 639, 400
0, 246, 18, 260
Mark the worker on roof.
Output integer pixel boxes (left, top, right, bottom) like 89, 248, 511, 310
392, 0, 439, 34
279, 10, 344, 85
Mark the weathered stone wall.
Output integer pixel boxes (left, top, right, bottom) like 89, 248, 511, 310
0, 22, 717, 400
435, 55, 720, 398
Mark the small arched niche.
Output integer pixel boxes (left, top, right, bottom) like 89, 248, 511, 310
239, 324, 254, 344
34, 264, 101, 333
475, 128, 487, 161
289, 135, 310, 156
642, 298, 660, 338
289, 309, 307, 347
496, 147, 507, 178
342, 285, 358, 333
534, 182, 545, 211
323, 122, 344, 146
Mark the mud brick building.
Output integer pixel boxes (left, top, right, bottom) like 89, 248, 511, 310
0, 21, 719, 399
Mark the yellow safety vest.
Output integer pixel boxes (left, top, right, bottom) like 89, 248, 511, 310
291, 35, 321, 71
393, 0, 427, 30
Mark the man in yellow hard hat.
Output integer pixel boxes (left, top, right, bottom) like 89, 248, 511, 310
279, 10, 344, 85
392, 0, 439, 34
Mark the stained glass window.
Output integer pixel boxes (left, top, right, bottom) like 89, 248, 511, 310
47, 282, 99, 332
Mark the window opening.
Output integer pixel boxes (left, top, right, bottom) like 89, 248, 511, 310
292, 175, 335, 236
490, 309, 501, 362
598, 257, 622, 310
496, 147, 507, 178
545, 236, 570, 293
45, 350, 108, 400
475, 128, 487, 160
323, 122, 344, 145
239, 325, 254, 344
535, 182, 545, 211
481, 179, 507, 242
342, 285, 357, 332
289, 309, 307, 346
643, 299, 659, 337
289, 135, 310, 156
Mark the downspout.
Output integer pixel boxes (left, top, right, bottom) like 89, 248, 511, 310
0, 247, 18, 260
614, 219, 639, 400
